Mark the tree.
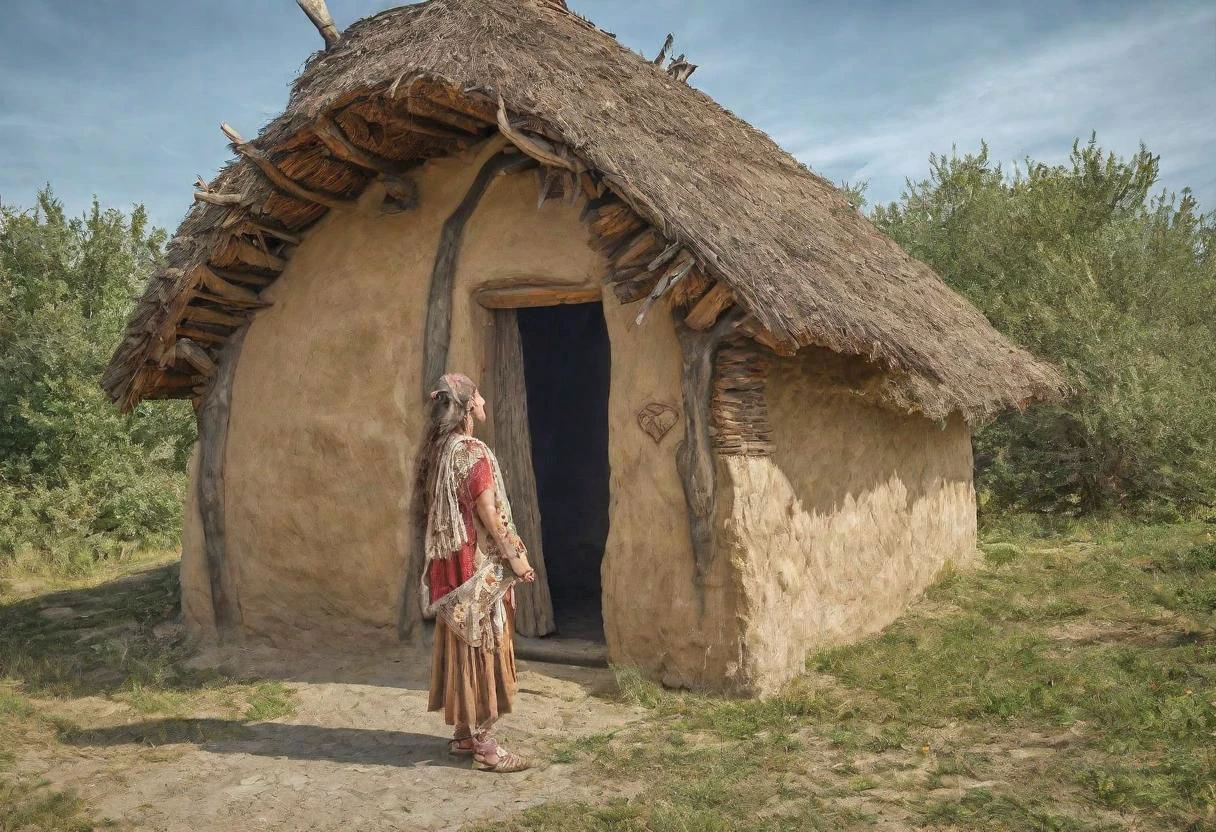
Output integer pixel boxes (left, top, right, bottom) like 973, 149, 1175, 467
872, 137, 1216, 516
0, 189, 196, 571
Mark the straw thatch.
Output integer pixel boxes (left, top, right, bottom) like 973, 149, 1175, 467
103, 0, 1066, 420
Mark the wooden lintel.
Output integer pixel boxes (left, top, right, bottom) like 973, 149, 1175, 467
475, 283, 601, 309
684, 281, 735, 330
222, 123, 353, 211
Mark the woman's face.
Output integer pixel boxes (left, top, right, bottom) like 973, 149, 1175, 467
468, 389, 487, 424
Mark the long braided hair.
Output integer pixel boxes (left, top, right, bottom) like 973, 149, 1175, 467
411, 373, 479, 537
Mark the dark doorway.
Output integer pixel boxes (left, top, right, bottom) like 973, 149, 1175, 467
516, 302, 611, 642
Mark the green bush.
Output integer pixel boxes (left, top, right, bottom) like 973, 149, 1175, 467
870, 137, 1216, 517
0, 190, 195, 572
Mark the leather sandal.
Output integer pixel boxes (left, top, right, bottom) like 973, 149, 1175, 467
447, 728, 475, 756
472, 739, 531, 773
447, 737, 475, 756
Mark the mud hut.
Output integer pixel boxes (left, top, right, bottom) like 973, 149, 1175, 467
103, 0, 1065, 694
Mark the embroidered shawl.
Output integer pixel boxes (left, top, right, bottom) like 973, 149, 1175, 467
420, 434, 525, 650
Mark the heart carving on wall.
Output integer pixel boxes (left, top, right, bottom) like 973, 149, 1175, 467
637, 402, 679, 444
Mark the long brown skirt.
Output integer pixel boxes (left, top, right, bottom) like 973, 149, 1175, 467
428, 605, 518, 728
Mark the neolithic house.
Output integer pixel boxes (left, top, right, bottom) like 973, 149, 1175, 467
103, 0, 1065, 694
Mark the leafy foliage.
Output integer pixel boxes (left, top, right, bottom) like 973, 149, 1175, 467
870, 137, 1216, 516
0, 189, 195, 572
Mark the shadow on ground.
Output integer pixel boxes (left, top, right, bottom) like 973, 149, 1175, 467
1, 561, 617, 700
61, 719, 474, 769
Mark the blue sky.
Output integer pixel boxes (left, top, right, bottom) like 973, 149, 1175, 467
1, 0, 1212, 231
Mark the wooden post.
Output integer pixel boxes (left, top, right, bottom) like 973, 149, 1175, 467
196, 326, 249, 639
674, 308, 743, 595
493, 310, 556, 637
420, 151, 536, 401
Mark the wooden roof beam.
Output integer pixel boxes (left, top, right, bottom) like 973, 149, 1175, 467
182, 304, 249, 328
313, 115, 403, 174
496, 95, 581, 172
375, 109, 479, 143
684, 281, 734, 330
221, 123, 354, 211
197, 265, 265, 305
228, 237, 286, 272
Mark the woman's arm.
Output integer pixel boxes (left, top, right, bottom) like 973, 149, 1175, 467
474, 488, 536, 582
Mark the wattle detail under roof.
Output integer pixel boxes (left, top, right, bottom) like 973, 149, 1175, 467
102, 0, 1066, 421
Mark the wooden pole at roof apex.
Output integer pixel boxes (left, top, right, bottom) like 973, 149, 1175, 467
296, 0, 340, 48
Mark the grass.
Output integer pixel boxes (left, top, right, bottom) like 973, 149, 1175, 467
0, 777, 97, 832
0, 554, 296, 831
3, 520, 1213, 831
477, 518, 1216, 832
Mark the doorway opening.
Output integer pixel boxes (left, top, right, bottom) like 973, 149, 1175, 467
517, 302, 611, 642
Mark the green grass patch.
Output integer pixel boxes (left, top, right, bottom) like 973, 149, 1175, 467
508, 520, 1215, 831
0, 557, 298, 831
812, 521, 1215, 829
920, 787, 1111, 831
243, 682, 295, 722
0, 776, 99, 832
0, 560, 296, 721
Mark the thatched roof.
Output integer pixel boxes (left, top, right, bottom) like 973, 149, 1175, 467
103, 0, 1066, 421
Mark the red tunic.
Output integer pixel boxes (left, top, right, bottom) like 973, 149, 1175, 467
427, 453, 493, 604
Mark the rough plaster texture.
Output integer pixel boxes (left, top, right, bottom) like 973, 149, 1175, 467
599, 301, 744, 690
180, 444, 216, 642
723, 350, 978, 695
180, 140, 730, 688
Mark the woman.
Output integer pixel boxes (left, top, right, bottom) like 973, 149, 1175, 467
413, 372, 538, 773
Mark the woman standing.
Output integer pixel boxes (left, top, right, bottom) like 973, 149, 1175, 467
413, 373, 537, 773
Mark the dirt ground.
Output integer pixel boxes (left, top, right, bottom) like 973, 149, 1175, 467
20, 643, 645, 832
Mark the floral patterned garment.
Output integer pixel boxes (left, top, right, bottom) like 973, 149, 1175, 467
423, 437, 525, 650
427, 447, 491, 604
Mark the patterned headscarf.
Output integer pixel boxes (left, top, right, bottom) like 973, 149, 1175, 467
429, 373, 476, 407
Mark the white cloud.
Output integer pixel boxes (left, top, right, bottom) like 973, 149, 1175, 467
774, 4, 1216, 204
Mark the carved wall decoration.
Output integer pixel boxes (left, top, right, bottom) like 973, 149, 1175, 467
637, 402, 678, 443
